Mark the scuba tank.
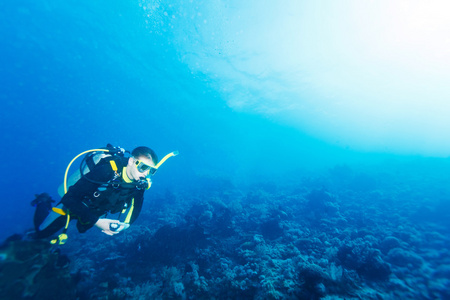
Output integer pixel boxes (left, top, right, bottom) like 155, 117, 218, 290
57, 144, 126, 197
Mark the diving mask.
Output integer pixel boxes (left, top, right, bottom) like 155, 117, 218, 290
135, 159, 157, 175
135, 151, 179, 176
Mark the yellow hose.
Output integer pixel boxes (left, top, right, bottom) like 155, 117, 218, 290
63, 149, 110, 194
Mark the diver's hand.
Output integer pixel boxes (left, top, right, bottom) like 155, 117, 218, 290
95, 218, 120, 236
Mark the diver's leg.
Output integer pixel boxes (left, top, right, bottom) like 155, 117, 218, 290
38, 204, 65, 231
33, 215, 67, 239
33, 204, 68, 239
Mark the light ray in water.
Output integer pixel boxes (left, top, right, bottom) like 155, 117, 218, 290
142, 0, 450, 155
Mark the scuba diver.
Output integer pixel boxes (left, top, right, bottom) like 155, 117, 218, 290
32, 144, 178, 244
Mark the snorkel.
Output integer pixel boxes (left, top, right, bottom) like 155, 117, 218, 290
134, 150, 179, 190
149, 150, 179, 175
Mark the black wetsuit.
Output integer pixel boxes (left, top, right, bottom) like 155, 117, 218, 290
36, 156, 145, 238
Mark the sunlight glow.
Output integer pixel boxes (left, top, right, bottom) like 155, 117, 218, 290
144, 0, 450, 156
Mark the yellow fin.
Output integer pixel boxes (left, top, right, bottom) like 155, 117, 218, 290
52, 207, 66, 216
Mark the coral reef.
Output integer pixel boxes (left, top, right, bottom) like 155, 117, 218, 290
3, 162, 450, 299
0, 238, 76, 300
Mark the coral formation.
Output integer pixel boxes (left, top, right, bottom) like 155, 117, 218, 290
3, 162, 450, 299
0, 238, 76, 299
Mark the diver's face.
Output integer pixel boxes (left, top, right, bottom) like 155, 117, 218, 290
126, 156, 154, 181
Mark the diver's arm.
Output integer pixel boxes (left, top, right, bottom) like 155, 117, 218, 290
95, 193, 144, 236
128, 192, 144, 224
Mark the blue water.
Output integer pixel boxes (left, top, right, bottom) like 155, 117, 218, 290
1, 1, 450, 299
0, 0, 368, 239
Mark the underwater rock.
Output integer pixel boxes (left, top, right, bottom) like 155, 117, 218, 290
260, 219, 284, 240
299, 263, 327, 287
134, 224, 209, 266
428, 277, 450, 299
306, 189, 335, 210
380, 236, 402, 255
305, 189, 341, 221
297, 263, 332, 298
0, 238, 76, 299
185, 200, 234, 237
386, 248, 424, 268
337, 240, 391, 281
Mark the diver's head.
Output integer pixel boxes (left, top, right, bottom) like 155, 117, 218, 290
126, 146, 158, 181
132, 146, 159, 166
